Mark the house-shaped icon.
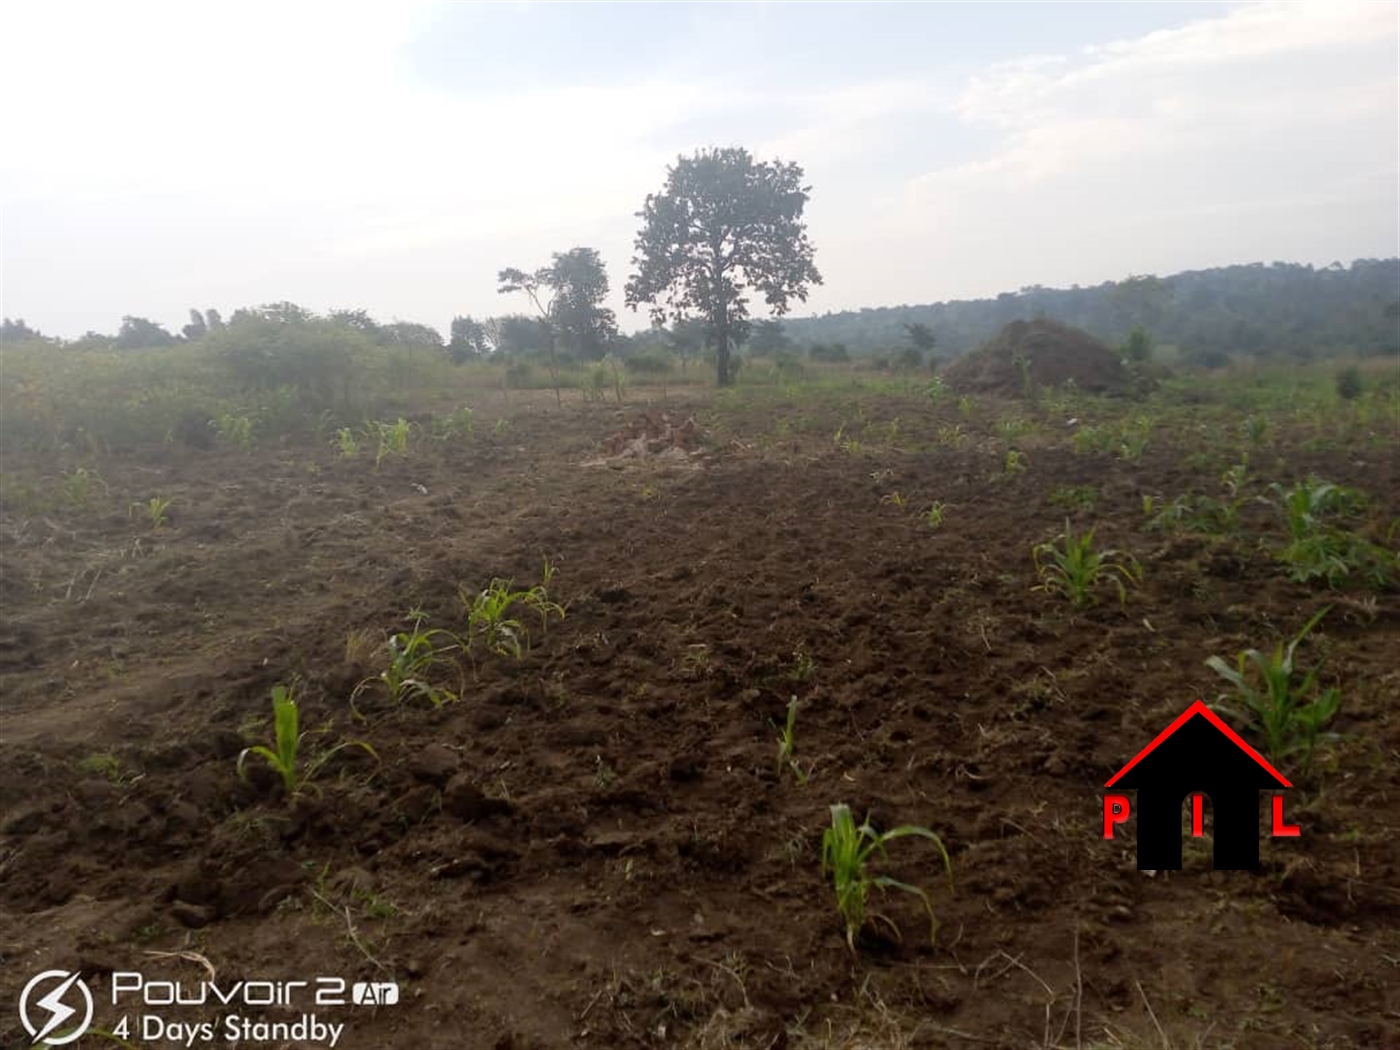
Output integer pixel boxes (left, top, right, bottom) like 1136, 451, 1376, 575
1105, 700, 1291, 870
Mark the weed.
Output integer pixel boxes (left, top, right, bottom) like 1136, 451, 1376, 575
61, 466, 104, 509
924, 376, 950, 403
788, 648, 816, 683
238, 685, 377, 798
820, 803, 952, 952
1001, 449, 1027, 477
1033, 519, 1142, 608
77, 752, 126, 782
957, 395, 974, 419
879, 492, 908, 509
1048, 484, 1098, 514
833, 423, 863, 454
1206, 608, 1342, 774
997, 417, 1032, 442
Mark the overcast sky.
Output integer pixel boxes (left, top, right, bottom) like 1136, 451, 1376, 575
1, 0, 1396, 339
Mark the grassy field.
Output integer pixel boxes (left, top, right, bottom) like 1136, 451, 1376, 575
1, 344, 1398, 1048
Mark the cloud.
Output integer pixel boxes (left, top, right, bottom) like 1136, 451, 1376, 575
857, 1, 1398, 302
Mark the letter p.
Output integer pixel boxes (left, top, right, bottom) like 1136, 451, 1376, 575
1102, 794, 1130, 838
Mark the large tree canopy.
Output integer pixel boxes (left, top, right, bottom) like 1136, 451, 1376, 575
625, 147, 821, 386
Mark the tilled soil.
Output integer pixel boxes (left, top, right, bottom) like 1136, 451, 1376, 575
2, 390, 1398, 1049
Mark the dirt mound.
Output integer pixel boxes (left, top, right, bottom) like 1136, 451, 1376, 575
944, 318, 1129, 397
593, 412, 708, 462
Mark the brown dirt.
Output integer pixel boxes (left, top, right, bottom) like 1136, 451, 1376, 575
1, 388, 1398, 1049
944, 319, 1132, 397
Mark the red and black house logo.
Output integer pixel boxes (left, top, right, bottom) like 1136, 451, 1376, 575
1103, 701, 1300, 870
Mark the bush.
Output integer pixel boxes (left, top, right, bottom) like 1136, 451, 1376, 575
1335, 366, 1363, 401
623, 353, 674, 374
210, 316, 368, 407
808, 342, 850, 363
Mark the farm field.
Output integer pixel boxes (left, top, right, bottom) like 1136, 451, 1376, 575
1, 368, 1398, 1049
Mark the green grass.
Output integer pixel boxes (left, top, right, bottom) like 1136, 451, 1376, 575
820, 803, 952, 952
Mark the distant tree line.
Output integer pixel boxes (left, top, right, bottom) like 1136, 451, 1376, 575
4, 246, 1393, 376
775, 259, 1400, 367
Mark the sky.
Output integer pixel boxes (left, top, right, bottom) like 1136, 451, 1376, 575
0, 0, 1396, 339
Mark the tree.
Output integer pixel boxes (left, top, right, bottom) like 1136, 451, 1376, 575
381, 321, 443, 352
1, 317, 44, 342
904, 322, 936, 354
182, 308, 208, 341
548, 247, 618, 360
204, 308, 224, 331
330, 309, 383, 341
448, 315, 490, 363
493, 314, 551, 357
625, 147, 822, 386
746, 319, 793, 357
667, 317, 708, 373
114, 316, 175, 349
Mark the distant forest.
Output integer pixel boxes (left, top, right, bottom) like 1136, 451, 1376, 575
3, 258, 1396, 370
779, 259, 1400, 367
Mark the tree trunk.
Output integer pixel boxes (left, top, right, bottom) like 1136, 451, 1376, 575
715, 313, 732, 387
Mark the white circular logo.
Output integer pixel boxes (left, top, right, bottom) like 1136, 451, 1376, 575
18, 970, 94, 1046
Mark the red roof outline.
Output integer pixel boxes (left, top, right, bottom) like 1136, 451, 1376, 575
1105, 700, 1292, 789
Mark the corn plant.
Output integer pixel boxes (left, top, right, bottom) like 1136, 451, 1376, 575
820, 803, 952, 952
957, 395, 974, 419
1033, 520, 1141, 608
924, 376, 950, 403
143, 496, 174, 528
774, 697, 809, 783
214, 412, 256, 451
461, 574, 565, 660
371, 418, 414, 467
880, 492, 908, 509
1206, 608, 1342, 774
333, 427, 360, 458
61, 466, 104, 509
935, 422, 967, 448
923, 501, 947, 530
1116, 416, 1151, 461
1048, 484, 1097, 514
355, 615, 462, 707
431, 406, 475, 440
1001, 449, 1027, 476
1270, 479, 1393, 586
238, 685, 377, 798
